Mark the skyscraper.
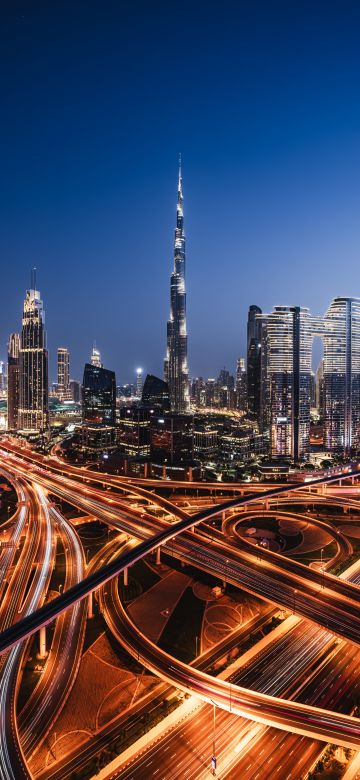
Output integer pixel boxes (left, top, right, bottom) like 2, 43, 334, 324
164, 158, 190, 412
315, 358, 325, 418
82, 362, 116, 452
57, 347, 70, 399
18, 274, 49, 433
136, 368, 143, 398
323, 297, 360, 453
247, 304, 262, 421
141, 374, 170, 412
236, 358, 247, 412
261, 306, 313, 460
7, 333, 20, 430
0, 362, 7, 397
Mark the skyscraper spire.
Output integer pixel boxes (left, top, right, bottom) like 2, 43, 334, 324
164, 159, 190, 411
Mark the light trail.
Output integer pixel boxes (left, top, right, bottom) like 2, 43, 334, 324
2, 444, 360, 756
0, 484, 53, 780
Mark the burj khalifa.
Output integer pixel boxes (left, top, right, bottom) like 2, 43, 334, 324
164, 158, 190, 411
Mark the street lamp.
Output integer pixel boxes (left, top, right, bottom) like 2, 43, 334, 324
293, 589, 297, 614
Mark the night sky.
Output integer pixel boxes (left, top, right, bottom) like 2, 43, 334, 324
2, 1, 360, 383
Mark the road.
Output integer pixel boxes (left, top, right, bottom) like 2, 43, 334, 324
1, 440, 360, 774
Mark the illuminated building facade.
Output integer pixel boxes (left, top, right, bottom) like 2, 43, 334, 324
193, 421, 218, 457
91, 344, 102, 368
7, 333, 20, 430
136, 368, 143, 398
247, 304, 262, 421
261, 306, 313, 460
119, 407, 151, 456
164, 159, 190, 412
0, 362, 6, 398
315, 358, 324, 418
19, 279, 49, 433
236, 357, 247, 412
323, 297, 360, 453
57, 347, 70, 400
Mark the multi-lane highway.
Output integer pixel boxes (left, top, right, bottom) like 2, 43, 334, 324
1, 439, 360, 778
2, 446, 360, 653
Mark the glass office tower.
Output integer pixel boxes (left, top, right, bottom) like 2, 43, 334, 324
323, 297, 360, 453
7, 333, 20, 430
82, 363, 116, 452
247, 304, 262, 421
261, 306, 313, 460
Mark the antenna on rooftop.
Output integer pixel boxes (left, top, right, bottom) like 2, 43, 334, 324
31, 267, 37, 290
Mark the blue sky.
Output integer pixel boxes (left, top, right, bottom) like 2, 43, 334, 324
1, 1, 360, 382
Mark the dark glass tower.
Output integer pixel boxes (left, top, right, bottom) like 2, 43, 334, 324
247, 304, 262, 421
19, 276, 49, 433
82, 364, 116, 426
82, 363, 116, 453
164, 158, 190, 412
141, 374, 170, 412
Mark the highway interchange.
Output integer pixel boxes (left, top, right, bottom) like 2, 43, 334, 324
1, 438, 360, 778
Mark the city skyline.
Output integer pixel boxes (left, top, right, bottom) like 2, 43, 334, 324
3, 2, 360, 381
3, 5, 360, 780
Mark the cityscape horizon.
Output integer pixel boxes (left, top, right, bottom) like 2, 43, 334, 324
3, 4, 360, 780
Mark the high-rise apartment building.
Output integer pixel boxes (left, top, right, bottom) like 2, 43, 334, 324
247, 304, 262, 421
57, 347, 70, 399
260, 306, 313, 460
164, 159, 190, 412
323, 297, 360, 453
7, 333, 20, 430
18, 276, 49, 433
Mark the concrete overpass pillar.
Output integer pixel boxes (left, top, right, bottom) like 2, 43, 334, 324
156, 546, 161, 565
39, 625, 47, 658
124, 567, 128, 586
222, 511, 226, 523
265, 500, 269, 511
88, 591, 94, 618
